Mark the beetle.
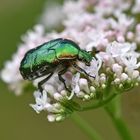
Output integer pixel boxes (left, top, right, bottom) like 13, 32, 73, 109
19, 38, 94, 92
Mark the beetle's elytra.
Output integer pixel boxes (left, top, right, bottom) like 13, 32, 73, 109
19, 38, 94, 92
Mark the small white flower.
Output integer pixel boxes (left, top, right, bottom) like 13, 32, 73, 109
95, 0, 130, 16
132, 70, 139, 79
122, 53, 140, 74
47, 113, 65, 122
45, 103, 63, 113
71, 73, 80, 94
112, 64, 123, 76
53, 92, 63, 101
117, 35, 125, 43
85, 55, 102, 81
99, 74, 106, 84
90, 86, 96, 93
120, 73, 129, 82
114, 78, 121, 84
44, 84, 57, 95
77, 91, 85, 98
63, 0, 85, 16
39, 3, 63, 29
99, 52, 114, 67
85, 31, 108, 51
21, 25, 45, 44
47, 114, 56, 122
126, 32, 134, 41
30, 90, 48, 113
106, 41, 136, 58
115, 13, 134, 35
79, 78, 90, 93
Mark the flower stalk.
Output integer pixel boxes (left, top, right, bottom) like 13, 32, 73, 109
79, 93, 118, 111
71, 113, 103, 140
104, 95, 133, 140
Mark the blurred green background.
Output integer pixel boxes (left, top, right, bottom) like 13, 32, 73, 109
0, 0, 140, 140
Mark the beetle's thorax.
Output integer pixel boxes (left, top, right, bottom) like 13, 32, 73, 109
78, 50, 93, 65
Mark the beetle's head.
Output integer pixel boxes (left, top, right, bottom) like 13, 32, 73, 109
78, 50, 93, 66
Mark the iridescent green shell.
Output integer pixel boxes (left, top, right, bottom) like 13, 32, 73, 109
19, 38, 92, 80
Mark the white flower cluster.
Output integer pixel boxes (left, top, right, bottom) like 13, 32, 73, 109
1, 0, 140, 121
132, 0, 140, 14
1, 25, 47, 95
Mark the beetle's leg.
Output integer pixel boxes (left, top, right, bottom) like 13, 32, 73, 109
38, 73, 53, 92
58, 68, 71, 92
72, 63, 95, 78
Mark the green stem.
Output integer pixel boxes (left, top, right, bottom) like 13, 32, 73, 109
79, 93, 117, 111
71, 113, 103, 140
104, 95, 133, 140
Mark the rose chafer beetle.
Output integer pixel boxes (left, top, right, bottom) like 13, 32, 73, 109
19, 38, 94, 92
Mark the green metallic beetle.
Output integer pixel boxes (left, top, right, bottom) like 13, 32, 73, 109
19, 38, 94, 92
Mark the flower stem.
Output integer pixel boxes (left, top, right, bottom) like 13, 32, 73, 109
71, 113, 103, 140
104, 95, 133, 140
79, 93, 117, 111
